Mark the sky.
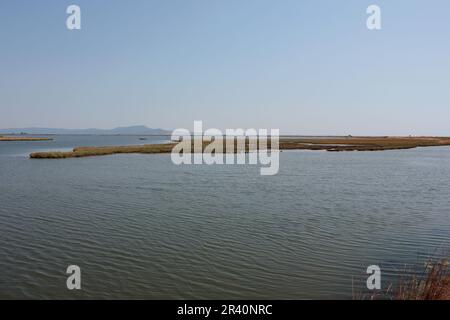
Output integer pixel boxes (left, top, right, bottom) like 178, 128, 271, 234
0, 0, 449, 135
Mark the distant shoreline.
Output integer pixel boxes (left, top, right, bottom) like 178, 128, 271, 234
0, 136, 52, 142
29, 136, 450, 159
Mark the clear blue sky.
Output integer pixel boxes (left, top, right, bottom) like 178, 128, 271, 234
0, 0, 449, 135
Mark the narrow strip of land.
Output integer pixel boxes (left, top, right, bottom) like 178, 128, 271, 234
29, 137, 450, 159
0, 136, 52, 141
279, 136, 450, 151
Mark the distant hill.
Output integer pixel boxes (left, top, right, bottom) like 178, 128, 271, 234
0, 125, 171, 135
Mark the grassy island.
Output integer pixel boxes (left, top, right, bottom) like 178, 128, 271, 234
30, 143, 175, 159
29, 136, 450, 159
0, 135, 52, 141
280, 136, 450, 152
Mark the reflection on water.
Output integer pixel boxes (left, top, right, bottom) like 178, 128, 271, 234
0, 136, 449, 299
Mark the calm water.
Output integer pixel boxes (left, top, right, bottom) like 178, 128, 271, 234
0, 135, 449, 299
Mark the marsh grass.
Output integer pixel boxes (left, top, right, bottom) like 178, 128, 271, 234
395, 259, 450, 300
30, 143, 176, 159
29, 136, 450, 159
355, 258, 450, 300
0, 136, 52, 141
281, 136, 450, 152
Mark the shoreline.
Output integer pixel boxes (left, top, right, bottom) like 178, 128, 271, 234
0, 136, 52, 142
29, 136, 450, 159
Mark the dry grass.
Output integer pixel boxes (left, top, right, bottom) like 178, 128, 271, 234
29, 136, 450, 159
0, 136, 52, 141
395, 259, 450, 300
281, 136, 450, 152
30, 143, 175, 159
355, 258, 450, 300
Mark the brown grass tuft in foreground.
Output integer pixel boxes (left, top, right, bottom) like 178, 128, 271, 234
355, 258, 450, 300
395, 259, 450, 300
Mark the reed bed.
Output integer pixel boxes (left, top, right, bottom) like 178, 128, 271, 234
355, 258, 450, 300
30, 136, 450, 159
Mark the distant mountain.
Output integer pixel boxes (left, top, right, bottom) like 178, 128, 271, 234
0, 125, 171, 135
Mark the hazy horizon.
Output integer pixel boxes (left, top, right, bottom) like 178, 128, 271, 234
1, 0, 449, 136
1, 124, 450, 138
